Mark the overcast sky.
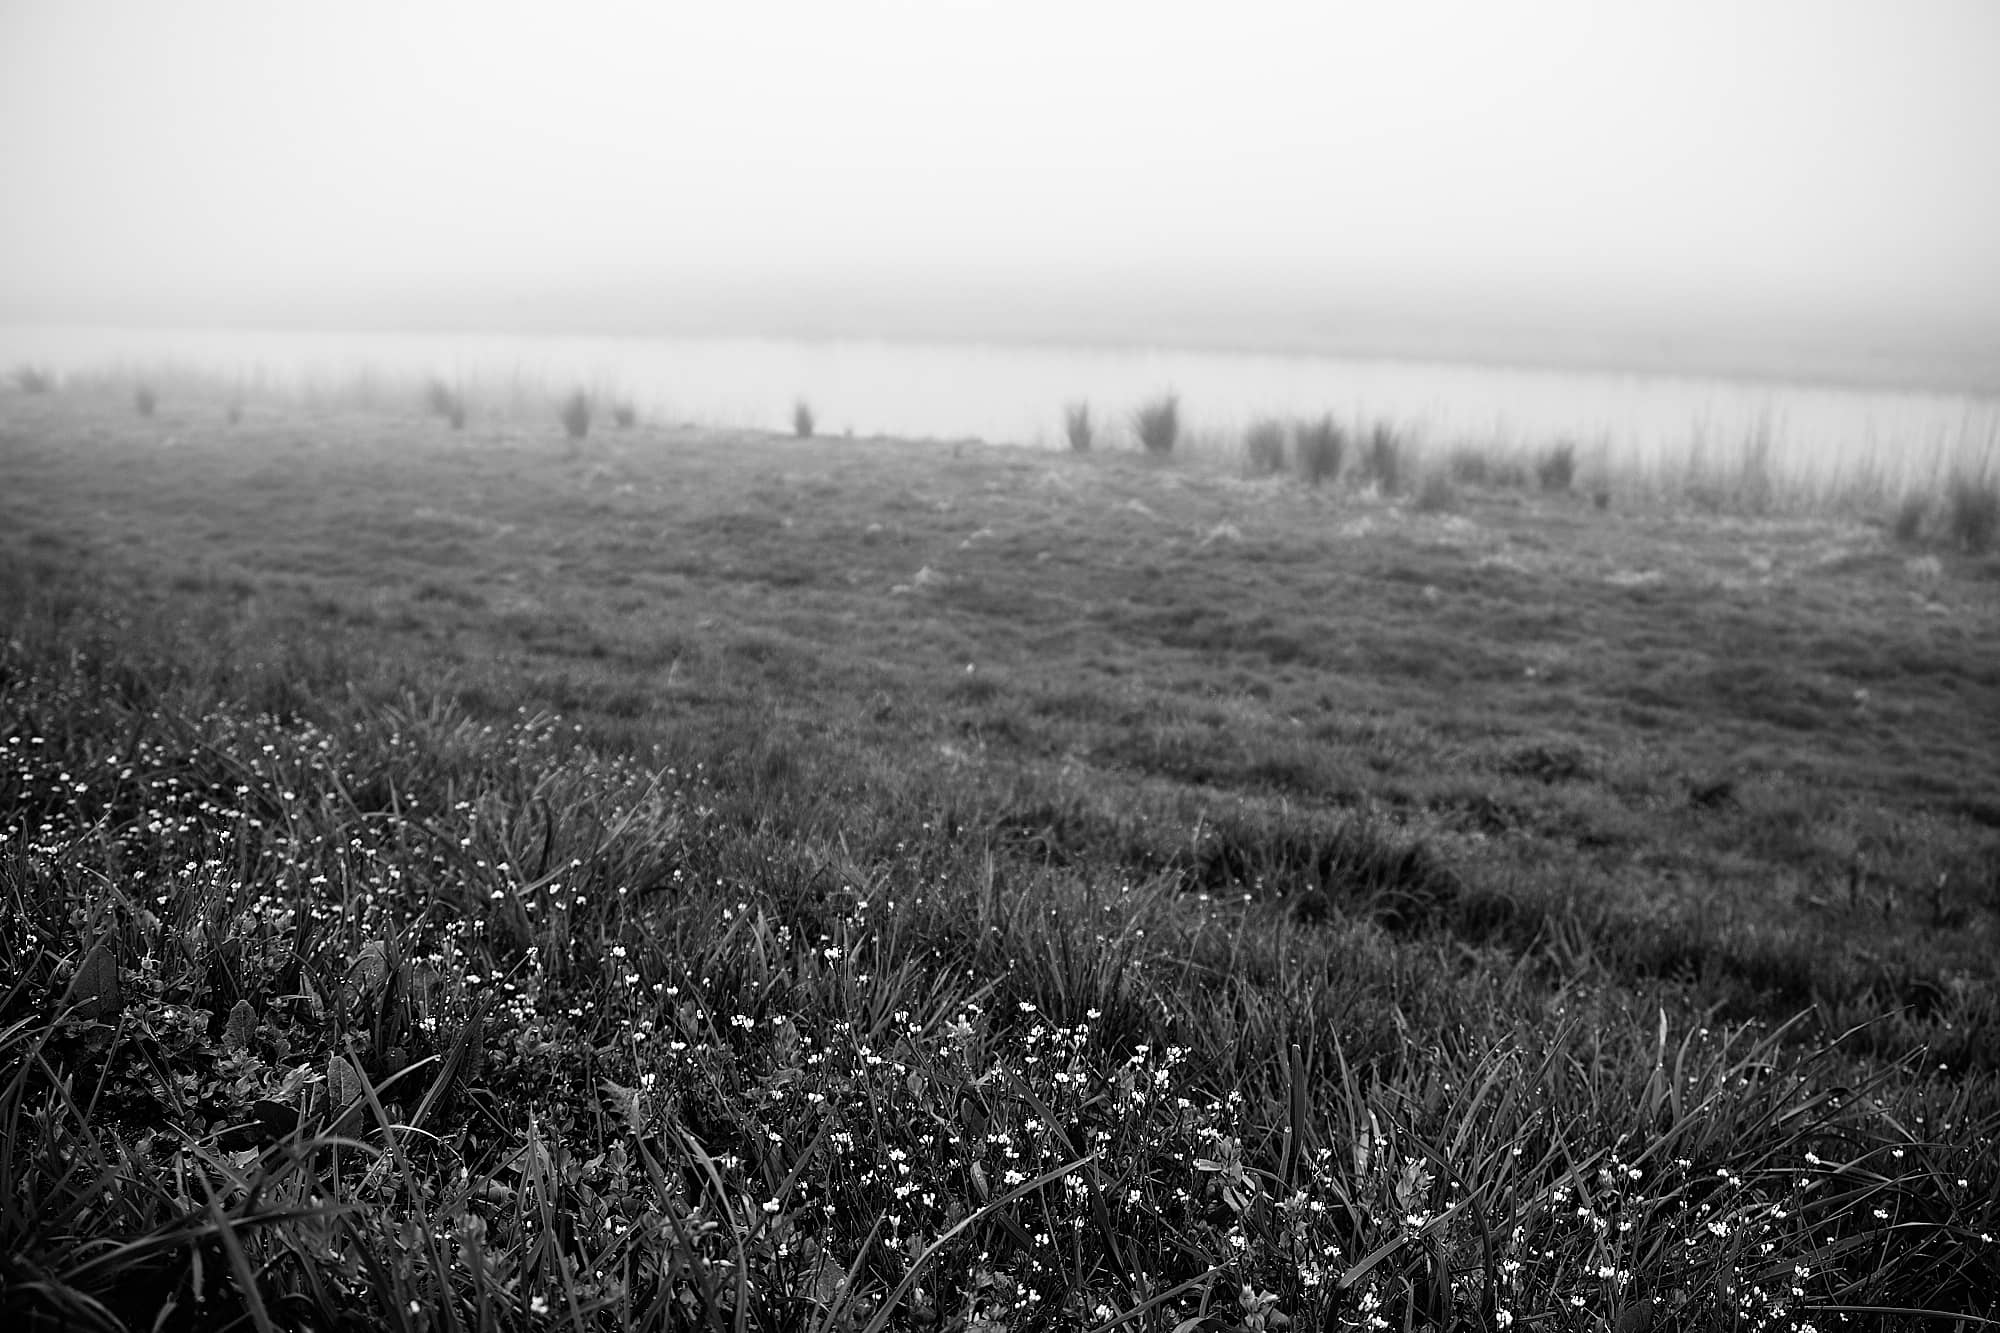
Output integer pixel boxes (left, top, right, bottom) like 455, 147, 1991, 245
3, 0, 1996, 359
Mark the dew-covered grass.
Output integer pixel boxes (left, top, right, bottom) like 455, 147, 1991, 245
3, 389, 1998, 1330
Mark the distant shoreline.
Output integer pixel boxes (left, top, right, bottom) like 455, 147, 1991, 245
5, 314, 1994, 404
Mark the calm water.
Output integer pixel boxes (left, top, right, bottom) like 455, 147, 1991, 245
5, 324, 1995, 479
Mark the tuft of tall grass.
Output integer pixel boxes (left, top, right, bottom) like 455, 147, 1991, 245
611, 400, 637, 429
133, 383, 157, 417
1736, 424, 1776, 515
1537, 441, 1576, 492
1892, 492, 1928, 544
1946, 471, 1998, 553
558, 388, 592, 440
1294, 415, 1344, 486
1133, 392, 1179, 457
422, 376, 466, 429
1063, 400, 1093, 452
1243, 418, 1286, 476
793, 399, 816, 439
11, 364, 54, 393
422, 375, 453, 416
1359, 421, 1404, 494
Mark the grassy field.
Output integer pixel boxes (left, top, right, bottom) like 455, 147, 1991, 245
3, 383, 1998, 1331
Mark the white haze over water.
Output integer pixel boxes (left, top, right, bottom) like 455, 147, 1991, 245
3, 0, 1998, 390
2, 0, 1996, 472
6, 325, 1993, 487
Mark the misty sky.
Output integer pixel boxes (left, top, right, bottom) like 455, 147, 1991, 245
3, 0, 1996, 359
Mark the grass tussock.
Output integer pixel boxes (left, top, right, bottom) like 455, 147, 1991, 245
1134, 392, 1180, 457
1887, 472, 1999, 555
423, 376, 467, 429
1735, 429, 1776, 516
1946, 471, 1999, 554
1537, 441, 1576, 493
1294, 415, 1344, 486
1359, 422, 1404, 494
2, 397, 1999, 1328
1243, 418, 1286, 477
793, 398, 816, 439
612, 400, 637, 429
133, 383, 156, 417
1063, 401, 1093, 453
1892, 492, 1928, 544
11, 364, 55, 394
558, 388, 592, 441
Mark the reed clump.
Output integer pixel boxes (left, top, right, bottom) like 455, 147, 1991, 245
558, 389, 592, 440
1064, 401, 1093, 452
1294, 415, 1344, 486
1243, 418, 1287, 476
1134, 392, 1180, 457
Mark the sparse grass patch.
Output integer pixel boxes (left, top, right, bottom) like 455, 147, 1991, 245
1134, 392, 1180, 457
1294, 415, 1344, 485
1243, 417, 1286, 476
1063, 400, 1093, 452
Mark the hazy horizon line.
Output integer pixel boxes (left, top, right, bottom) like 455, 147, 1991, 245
5, 272, 1997, 400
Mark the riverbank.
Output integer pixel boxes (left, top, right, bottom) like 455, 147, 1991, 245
4, 390, 1997, 1328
